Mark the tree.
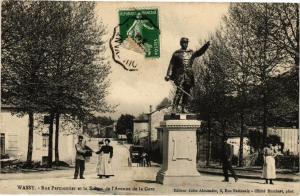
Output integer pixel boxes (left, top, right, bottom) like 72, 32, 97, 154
43, 2, 111, 166
191, 3, 298, 167
116, 114, 134, 135
192, 31, 239, 166
248, 130, 263, 151
156, 97, 172, 110
2, 1, 111, 167
85, 116, 114, 127
268, 4, 299, 123
40, 2, 110, 165
228, 3, 287, 147
220, 3, 297, 165
54, 113, 60, 162
2, 1, 54, 163
270, 4, 299, 67
223, 4, 258, 167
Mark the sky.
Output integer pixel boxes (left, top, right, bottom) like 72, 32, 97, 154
94, 2, 229, 119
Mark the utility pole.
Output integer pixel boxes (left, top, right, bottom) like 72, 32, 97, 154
148, 105, 153, 153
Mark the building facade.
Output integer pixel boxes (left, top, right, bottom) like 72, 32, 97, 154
1, 107, 81, 165
132, 107, 170, 151
248, 127, 299, 155
149, 107, 169, 151
267, 127, 299, 154
133, 119, 149, 146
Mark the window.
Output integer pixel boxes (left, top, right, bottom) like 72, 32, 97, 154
0, 133, 5, 155
42, 156, 48, 165
42, 133, 49, 148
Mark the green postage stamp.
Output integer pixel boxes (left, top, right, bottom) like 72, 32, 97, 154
110, 8, 160, 71
118, 9, 160, 58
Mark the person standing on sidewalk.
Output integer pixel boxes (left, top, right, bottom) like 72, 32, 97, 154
222, 136, 238, 182
96, 140, 104, 178
74, 135, 87, 179
262, 143, 277, 184
140, 151, 149, 167
95, 138, 114, 178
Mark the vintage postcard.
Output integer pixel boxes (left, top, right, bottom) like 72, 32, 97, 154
1, 1, 299, 195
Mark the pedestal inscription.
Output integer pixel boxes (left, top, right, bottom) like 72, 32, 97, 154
156, 113, 202, 185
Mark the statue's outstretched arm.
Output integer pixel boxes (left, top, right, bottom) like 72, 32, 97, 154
190, 41, 210, 64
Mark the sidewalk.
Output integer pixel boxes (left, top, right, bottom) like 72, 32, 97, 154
198, 165, 300, 182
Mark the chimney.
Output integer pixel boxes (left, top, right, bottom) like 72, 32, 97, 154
149, 105, 153, 113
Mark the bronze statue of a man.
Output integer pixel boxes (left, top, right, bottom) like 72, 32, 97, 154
165, 37, 210, 113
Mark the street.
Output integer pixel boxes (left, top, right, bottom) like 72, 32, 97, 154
0, 139, 299, 195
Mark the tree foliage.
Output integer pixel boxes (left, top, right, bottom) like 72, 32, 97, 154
156, 97, 172, 110
1, 1, 111, 166
116, 114, 134, 135
191, 3, 298, 166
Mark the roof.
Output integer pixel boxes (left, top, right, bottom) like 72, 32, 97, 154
1, 104, 26, 112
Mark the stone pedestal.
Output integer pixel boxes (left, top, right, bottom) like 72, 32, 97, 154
156, 113, 202, 185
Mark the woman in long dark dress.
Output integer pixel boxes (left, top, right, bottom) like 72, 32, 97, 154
96, 140, 103, 177
95, 139, 114, 178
